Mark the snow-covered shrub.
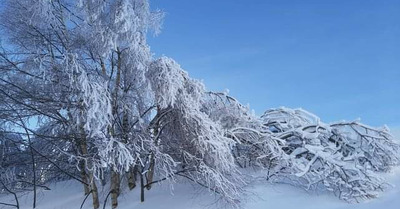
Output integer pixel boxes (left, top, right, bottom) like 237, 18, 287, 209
261, 107, 400, 201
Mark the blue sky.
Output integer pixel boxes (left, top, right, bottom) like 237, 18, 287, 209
148, 0, 400, 128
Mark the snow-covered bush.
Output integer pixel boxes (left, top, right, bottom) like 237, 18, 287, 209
261, 107, 400, 201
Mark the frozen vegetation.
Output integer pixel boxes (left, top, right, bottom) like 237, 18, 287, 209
0, 0, 399, 208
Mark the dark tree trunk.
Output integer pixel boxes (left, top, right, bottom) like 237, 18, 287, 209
111, 171, 120, 209
140, 172, 145, 202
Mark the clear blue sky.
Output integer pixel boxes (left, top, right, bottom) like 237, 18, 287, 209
148, 0, 400, 127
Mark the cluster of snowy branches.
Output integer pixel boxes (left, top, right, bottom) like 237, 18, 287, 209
0, 0, 399, 209
260, 108, 399, 201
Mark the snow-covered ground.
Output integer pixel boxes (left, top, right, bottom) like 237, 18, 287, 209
1, 167, 400, 209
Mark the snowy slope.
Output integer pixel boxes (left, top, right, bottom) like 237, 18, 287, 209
1, 167, 400, 209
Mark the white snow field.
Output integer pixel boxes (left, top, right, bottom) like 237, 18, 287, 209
1, 167, 400, 209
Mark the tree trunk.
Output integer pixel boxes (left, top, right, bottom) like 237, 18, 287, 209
140, 172, 145, 202
110, 48, 122, 209
146, 113, 160, 190
90, 175, 100, 209
128, 166, 137, 190
26, 128, 36, 208
100, 58, 107, 76
111, 171, 120, 209
79, 160, 90, 195
121, 65, 137, 191
113, 48, 122, 113
78, 124, 99, 209
146, 157, 155, 190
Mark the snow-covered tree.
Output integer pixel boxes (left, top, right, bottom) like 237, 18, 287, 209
0, 0, 243, 208
1, 0, 399, 208
147, 57, 244, 205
